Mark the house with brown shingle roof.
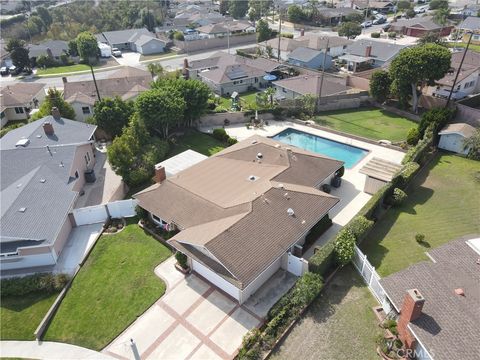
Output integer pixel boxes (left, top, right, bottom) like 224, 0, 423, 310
135, 135, 343, 303
63, 66, 152, 121
0, 83, 46, 128
273, 74, 351, 100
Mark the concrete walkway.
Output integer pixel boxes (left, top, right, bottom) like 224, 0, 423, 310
0, 340, 114, 359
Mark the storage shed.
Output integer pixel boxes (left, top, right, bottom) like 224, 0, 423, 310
438, 123, 476, 155
360, 157, 402, 195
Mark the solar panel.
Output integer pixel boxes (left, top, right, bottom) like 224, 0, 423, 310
226, 67, 247, 80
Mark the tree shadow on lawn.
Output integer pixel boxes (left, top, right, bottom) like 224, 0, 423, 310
1, 291, 58, 312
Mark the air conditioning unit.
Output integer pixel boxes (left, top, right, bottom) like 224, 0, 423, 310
292, 244, 303, 257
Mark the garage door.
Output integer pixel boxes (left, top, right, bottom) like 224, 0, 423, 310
192, 260, 240, 301
73, 205, 108, 226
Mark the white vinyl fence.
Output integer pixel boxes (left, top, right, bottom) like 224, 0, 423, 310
352, 245, 393, 315
73, 199, 137, 226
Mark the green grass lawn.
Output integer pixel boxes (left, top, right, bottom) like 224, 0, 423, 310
314, 107, 418, 142
0, 120, 29, 138
36, 64, 91, 75
1, 292, 59, 340
168, 129, 226, 157
447, 42, 480, 53
216, 90, 260, 112
271, 266, 382, 360
43, 219, 171, 350
361, 154, 480, 277
139, 50, 178, 62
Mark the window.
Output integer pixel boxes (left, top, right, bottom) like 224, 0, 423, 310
84, 155, 89, 166
282, 87, 287, 93
457, 84, 461, 90
254, 77, 258, 83
82, 106, 91, 114
14, 107, 24, 114
75, 170, 79, 179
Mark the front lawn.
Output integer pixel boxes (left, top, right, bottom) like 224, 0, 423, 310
447, 42, 480, 53
314, 107, 417, 142
168, 129, 226, 157
361, 154, 480, 276
36, 64, 91, 75
270, 266, 382, 360
1, 292, 59, 340
44, 218, 171, 350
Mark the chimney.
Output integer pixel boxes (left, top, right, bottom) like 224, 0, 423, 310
62, 76, 67, 84
46, 48, 53, 58
398, 289, 425, 350
154, 165, 166, 183
43, 121, 54, 136
365, 45, 372, 58
300, 28, 305, 37
183, 58, 189, 79
51, 107, 61, 120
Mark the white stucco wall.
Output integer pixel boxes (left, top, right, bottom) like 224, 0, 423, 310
192, 259, 241, 300
0, 251, 57, 271
438, 133, 469, 155
70, 101, 94, 122
239, 256, 282, 304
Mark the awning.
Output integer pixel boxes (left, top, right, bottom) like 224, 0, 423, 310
263, 74, 277, 81
338, 54, 372, 63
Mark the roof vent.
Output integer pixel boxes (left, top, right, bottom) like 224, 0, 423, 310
16, 183, 22, 188
39, 178, 46, 183
15, 138, 30, 147
18, 207, 26, 213
284, 192, 290, 199
36, 134, 42, 138
287, 208, 295, 216
275, 144, 281, 148
251, 140, 258, 144
248, 175, 258, 181
59, 161, 64, 167
256, 152, 263, 160
278, 183, 284, 189
454, 288, 465, 297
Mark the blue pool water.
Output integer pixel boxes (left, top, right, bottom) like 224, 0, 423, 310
272, 128, 368, 169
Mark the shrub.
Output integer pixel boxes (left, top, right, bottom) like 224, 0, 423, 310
1, 273, 70, 297
135, 205, 148, 220
418, 107, 454, 137
335, 166, 345, 178
36, 54, 59, 68
388, 188, 407, 206
358, 183, 392, 219
173, 31, 184, 41
406, 127, 420, 146
415, 233, 425, 243
334, 229, 356, 266
402, 133, 433, 165
346, 216, 374, 243
392, 161, 420, 189
281, 32, 294, 38
309, 239, 335, 276
212, 127, 229, 142
227, 136, 238, 145
388, 31, 397, 38
175, 251, 188, 269
383, 319, 399, 336
304, 214, 332, 252
371, 32, 380, 38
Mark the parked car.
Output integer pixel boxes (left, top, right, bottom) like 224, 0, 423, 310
21, 68, 33, 76
373, 17, 386, 25
111, 48, 122, 57
361, 21, 373, 28
0, 66, 8, 76
8, 66, 20, 75
382, 23, 391, 31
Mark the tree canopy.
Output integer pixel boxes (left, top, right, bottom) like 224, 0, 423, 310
287, 5, 305, 23
229, 0, 248, 19
256, 19, 272, 43
370, 70, 392, 104
76, 32, 99, 64
92, 97, 135, 138
429, 0, 449, 10
248, 0, 273, 21
337, 22, 362, 39
5, 39, 30, 70
463, 129, 480, 160
389, 44, 451, 112
32, 88, 76, 120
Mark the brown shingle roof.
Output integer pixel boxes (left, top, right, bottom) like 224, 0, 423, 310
273, 74, 350, 97
380, 236, 480, 360
0, 83, 45, 108
438, 123, 476, 138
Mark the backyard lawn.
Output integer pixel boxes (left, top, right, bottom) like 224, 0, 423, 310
1, 292, 59, 340
168, 129, 226, 157
361, 154, 480, 277
44, 218, 171, 350
314, 107, 417, 142
216, 90, 260, 111
270, 266, 382, 360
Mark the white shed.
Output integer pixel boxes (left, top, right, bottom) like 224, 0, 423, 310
98, 42, 112, 58
438, 123, 476, 155
155, 150, 208, 177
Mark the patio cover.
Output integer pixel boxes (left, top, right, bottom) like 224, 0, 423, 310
338, 54, 372, 63
156, 150, 208, 177
359, 157, 402, 182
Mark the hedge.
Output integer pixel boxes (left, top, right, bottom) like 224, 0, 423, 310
402, 134, 433, 165
303, 213, 332, 250
346, 216, 374, 243
392, 161, 420, 189
237, 272, 324, 359
1, 273, 70, 297
308, 237, 335, 276
358, 183, 392, 220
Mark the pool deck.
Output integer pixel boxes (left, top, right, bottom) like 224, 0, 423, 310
199, 121, 405, 258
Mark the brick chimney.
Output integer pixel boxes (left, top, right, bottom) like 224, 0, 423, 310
183, 58, 189, 79
43, 121, 54, 136
46, 48, 53, 58
398, 289, 425, 350
154, 165, 166, 183
300, 28, 305, 37
51, 107, 61, 120
365, 45, 372, 58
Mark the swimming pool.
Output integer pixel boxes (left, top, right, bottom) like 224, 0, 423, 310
272, 128, 368, 169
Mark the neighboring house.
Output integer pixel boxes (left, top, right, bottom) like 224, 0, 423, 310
273, 74, 350, 100
380, 236, 480, 360
0, 83, 46, 127
64, 66, 152, 121
345, 0, 395, 13
429, 50, 480, 100
460, 4, 480, 17
28, 40, 69, 64
96, 28, 166, 55
0, 38, 12, 68
388, 16, 454, 37
339, 39, 407, 72
0, 108, 97, 271
174, 9, 226, 27
287, 47, 333, 70
438, 123, 476, 155
186, 52, 284, 95
317, 7, 362, 25
134, 135, 343, 304
260, 34, 352, 61
196, 20, 255, 39
457, 17, 480, 45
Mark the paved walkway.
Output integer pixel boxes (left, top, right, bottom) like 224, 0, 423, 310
104, 257, 264, 360
0, 340, 114, 359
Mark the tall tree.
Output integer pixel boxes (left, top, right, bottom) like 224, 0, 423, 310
463, 129, 480, 160
5, 39, 30, 70
135, 88, 186, 138
248, 0, 272, 21
75, 31, 99, 64
32, 88, 76, 120
229, 0, 249, 19
370, 70, 392, 103
287, 5, 305, 23
139, 8, 156, 32
429, 0, 449, 10
36, 6, 52, 27
389, 44, 451, 113
337, 22, 362, 39
256, 19, 271, 43
147, 62, 164, 78
68, 39, 78, 57
396, 0, 412, 11
219, 0, 230, 15
92, 97, 134, 138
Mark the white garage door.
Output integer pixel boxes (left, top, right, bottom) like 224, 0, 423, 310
73, 205, 108, 226
192, 260, 240, 301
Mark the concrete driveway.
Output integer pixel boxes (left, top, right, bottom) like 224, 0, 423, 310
104, 257, 268, 360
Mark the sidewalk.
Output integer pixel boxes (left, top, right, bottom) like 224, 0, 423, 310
0, 341, 114, 360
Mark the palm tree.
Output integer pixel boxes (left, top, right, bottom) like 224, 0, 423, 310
264, 87, 276, 107
147, 62, 164, 78
433, 8, 450, 36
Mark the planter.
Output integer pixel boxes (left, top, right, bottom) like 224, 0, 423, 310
175, 263, 190, 274
376, 346, 407, 360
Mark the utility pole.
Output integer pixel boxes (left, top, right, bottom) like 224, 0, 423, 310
277, 4, 282, 62
317, 38, 330, 110
446, 32, 473, 107
363, 0, 370, 34
227, 22, 230, 54
90, 63, 101, 101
